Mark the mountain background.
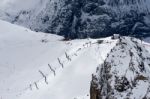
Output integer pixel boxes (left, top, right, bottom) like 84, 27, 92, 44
1, 0, 150, 39
0, 0, 150, 39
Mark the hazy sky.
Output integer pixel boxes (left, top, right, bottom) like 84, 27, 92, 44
0, 0, 43, 11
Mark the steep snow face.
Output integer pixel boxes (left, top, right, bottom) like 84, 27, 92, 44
91, 37, 150, 99
1, 0, 150, 39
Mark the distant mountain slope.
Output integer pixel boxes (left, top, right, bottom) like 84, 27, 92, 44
91, 37, 150, 99
0, 0, 150, 39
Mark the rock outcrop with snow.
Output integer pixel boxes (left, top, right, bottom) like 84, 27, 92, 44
91, 37, 150, 99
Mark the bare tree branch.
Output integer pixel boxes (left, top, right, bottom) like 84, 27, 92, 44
65, 52, 71, 61
29, 84, 32, 90
39, 70, 48, 84
34, 82, 39, 90
48, 64, 56, 76
58, 58, 64, 68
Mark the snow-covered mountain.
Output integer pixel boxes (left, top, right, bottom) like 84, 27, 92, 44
1, 1, 150, 99
0, 0, 150, 39
0, 19, 117, 99
1, 19, 150, 99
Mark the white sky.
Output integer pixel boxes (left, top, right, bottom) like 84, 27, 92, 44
0, 0, 43, 11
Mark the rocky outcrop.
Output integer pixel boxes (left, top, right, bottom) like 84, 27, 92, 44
90, 74, 101, 99
91, 37, 150, 98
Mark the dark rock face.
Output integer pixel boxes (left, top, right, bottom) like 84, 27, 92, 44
44, 0, 150, 39
47, 0, 111, 38
90, 74, 100, 99
10, 0, 150, 39
90, 37, 150, 98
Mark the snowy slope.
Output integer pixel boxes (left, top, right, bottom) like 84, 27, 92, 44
0, 20, 66, 99
0, 20, 118, 99
0, 0, 55, 28
1, 18, 150, 99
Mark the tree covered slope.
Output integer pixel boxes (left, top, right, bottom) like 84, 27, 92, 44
1, 0, 150, 38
